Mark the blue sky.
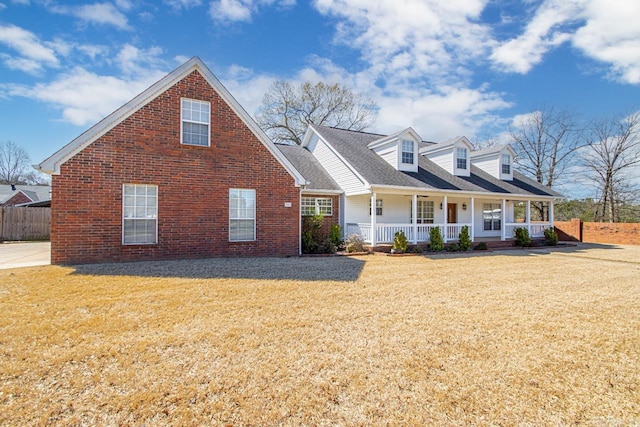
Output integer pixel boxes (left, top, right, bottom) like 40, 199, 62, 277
1, 0, 639, 197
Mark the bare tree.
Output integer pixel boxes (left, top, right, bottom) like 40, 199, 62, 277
582, 112, 640, 222
0, 140, 31, 184
509, 106, 585, 189
256, 81, 378, 145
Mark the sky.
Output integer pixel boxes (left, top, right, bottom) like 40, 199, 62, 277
1, 0, 639, 198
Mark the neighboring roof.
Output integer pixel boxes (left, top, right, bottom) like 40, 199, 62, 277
0, 185, 51, 204
275, 144, 341, 192
310, 125, 562, 199
36, 57, 307, 187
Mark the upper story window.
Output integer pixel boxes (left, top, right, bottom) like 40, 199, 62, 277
181, 98, 210, 146
456, 147, 468, 170
401, 140, 414, 164
501, 154, 511, 174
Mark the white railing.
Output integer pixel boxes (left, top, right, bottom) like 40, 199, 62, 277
346, 223, 471, 244
505, 222, 552, 238
445, 224, 471, 241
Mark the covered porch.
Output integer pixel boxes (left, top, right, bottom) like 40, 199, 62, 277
344, 192, 555, 245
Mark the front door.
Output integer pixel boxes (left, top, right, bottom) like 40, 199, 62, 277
447, 203, 457, 223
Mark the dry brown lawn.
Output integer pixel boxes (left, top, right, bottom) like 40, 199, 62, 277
1, 244, 639, 426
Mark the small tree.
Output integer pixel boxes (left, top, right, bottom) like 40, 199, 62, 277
392, 231, 408, 253
514, 227, 531, 247
458, 225, 472, 251
429, 227, 444, 252
543, 228, 558, 246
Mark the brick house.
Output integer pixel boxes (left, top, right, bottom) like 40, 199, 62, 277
37, 57, 307, 264
0, 184, 51, 207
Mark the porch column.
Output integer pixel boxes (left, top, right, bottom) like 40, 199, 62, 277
470, 197, 475, 242
501, 199, 507, 241
526, 200, 531, 236
443, 195, 448, 243
412, 194, 418, 244
371, 192, 377, 247
549, 200, 554, 226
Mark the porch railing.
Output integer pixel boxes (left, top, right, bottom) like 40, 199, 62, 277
505, 222, 552, 238
346, 223, 472, 244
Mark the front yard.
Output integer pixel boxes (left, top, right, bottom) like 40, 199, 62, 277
1, 245, 639, 425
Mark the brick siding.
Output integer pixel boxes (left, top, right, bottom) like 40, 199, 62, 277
52, 70, 300, 264
302, 194, 341, 239
555, 219, 640, 245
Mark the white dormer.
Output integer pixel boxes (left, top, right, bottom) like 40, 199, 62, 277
367, 127, 420, 173
419, 136, 473, 177
470, 144, 515, 181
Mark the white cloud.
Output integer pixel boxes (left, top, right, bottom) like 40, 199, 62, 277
5, 66, 166, 126
0, 24, 59, 67
572, 0, 640, 84
51, 2, 131, 30
490, 0, 581, 74
114, 44, 164, 76
209, 0, 295, 23
164, 0, 202, 10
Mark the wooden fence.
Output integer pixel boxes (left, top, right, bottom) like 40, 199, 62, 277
0, 206, 51, 241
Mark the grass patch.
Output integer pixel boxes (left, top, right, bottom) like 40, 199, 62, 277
1, 248, 639, 425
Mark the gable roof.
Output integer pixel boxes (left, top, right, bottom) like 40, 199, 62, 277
36, 57, 307, 187
367, 127, 422, 149
275, 144, 341, 193
0, 185, 51, 204
470, 144, 516, 159
310, 125, 563, 199
419, 135, 473, 155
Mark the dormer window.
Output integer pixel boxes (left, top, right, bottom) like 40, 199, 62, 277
456, 147, 468, 170
401, 140, 414, 164
501, 154, 511, 174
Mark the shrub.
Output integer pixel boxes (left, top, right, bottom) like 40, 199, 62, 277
447, 242, 459, 252
392, 230, 409, 254
544, 227, 558, 246
301, 231, 316, 254
319, 238, 337, 254
429, 227, 444, 252
328, 224, 343, 248
301, 214, 338, 254
474, 242, 488, 250
345, 234, 366, 253
514, 227, 531, 247
458, 225, 472, 251
411, 245, 423, 254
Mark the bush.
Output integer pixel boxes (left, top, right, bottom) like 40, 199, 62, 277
319, 238, 337, 254
411, 245, 423, 254
429, 227, 444, 252
301, 214, 338, 254
447, 242, 459, 252
544, 227, 558, 246
328, 224, 343, 248
301, 231, 316, 254
345, 234, 366, 253
474, 242, 488, 250
392, 230, 409, 254
458, 225, 472, 251
514, 227, 531, 247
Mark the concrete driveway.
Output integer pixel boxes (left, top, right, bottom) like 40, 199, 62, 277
0, 241, 51, 269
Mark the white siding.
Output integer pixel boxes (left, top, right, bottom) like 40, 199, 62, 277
471, 154, 500, 178
309, 135, 367, 195
426, 151, 454, 174
372, 141, 397, 170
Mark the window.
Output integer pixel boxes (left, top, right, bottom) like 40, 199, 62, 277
401, 140, 414, 164
502, 154, 511, 174
456, 147, 468, 170
417, 200, 434, 224
369, 199, 383, 216
123, 184, 157, 244
301, 197, 333, 216
229, 189, 256, 241
181, 98, 210, 146
483, 203, 502, 231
